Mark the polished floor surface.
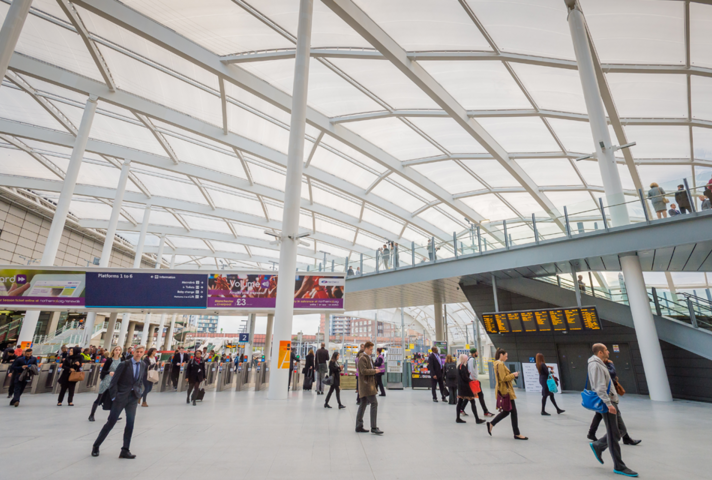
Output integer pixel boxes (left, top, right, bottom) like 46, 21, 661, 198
3, 383, 708, 479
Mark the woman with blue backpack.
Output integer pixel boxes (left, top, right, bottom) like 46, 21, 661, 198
536, 353, 564, 416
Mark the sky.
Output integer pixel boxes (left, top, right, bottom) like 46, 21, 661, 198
217, 314, 322, 335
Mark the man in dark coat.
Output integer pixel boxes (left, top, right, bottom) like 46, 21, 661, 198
92, 345, 146, 459
315, 342, 329, 394
9, 348, 38, 407
185, 349, 206, 405
373, 348, 386, 397
170, 346, 190, 390
674, 184, 692, 214
428, 346, 448, 402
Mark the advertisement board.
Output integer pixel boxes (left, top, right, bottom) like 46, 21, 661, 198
0, 269, 85, 306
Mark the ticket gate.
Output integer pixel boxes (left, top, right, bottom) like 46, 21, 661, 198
235, 364, 250, 391
204, 362, 220, 392
32, 363, 59, 394
159, 363, 174, 392
216, 363, 234, 392
0, 364, 10, 395
290, 368, 302, 390
76, 363, 96, 394
177, 364, 189, 392
254, 364, 269, 391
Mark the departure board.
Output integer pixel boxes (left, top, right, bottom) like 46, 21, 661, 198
480, 307, 602, 334
581, 307, 602, 330
482, 314, 498, 334
550, 309, 567, 331
495, 313, 510, 333
535, 310, 552, 331
507, 312, 523, 332
521, 311, 538, 332
564, 308, 583, 330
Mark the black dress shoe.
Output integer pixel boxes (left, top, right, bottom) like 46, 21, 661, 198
88, 415, 95, 422
338, 405, 346, 409
587, 433, 598, 442
541, 411, 551, 416
119, 449, 136, 459
432, 398, 438, 403
355, 427, 369, 433
324, 404, 332, 408
557, 409, 565, 414
91, 446, 100, 457
371, 428, 384, 435
623, 436, 642, 446
456, 418, 466, 424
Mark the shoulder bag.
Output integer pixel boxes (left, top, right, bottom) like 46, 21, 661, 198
581, 373, 610, 413
147, 364, 160, 384
68, 370, 85, 382
546, 373, 559, 394
323, 375, 333, 386
614, 380, 626, 396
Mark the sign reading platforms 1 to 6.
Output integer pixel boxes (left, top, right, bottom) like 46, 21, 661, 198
481, 306, 602, 334
85, 272, 207, 308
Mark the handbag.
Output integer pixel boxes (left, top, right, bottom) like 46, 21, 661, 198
546, 373, 559, 394
614, 380, 626, 396
496, 392, 512, 412
581, 373, 611, 413
68, 370, 85, 382
101, 391, 113, 411
469, 380, 481, 395
147, 369, 160, 384
323, 375, 333, 386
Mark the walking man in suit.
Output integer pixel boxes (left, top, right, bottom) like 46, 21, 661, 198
171, 346, 189, 390
92, 345, 146, 459
428, 346, 448, 403
355, 342, 383, 435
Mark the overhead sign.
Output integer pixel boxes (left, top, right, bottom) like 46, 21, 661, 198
481, 306, 602, 334
238, 333, 250, 343
0, 267, 345, 312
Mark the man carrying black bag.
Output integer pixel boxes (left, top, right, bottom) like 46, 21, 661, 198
92, 345, 146, 459
185, 349, 206, 406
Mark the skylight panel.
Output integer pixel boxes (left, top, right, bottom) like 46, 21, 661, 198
25, 76, 88, 105
315, 218, 355, 241
308, 147, 378, 189
0, 148, 61, 181
0, 87, 67, 131
388, 175, 436, 203
88, 112, 168, 157
353, 0, 492, 51
419, 61, 531, 110
183, 215, 232, 234
224, 81, 292, 126
240, 59, 383, 117
206, 189, 264, 218
515, 158, 582, 187
132, 173, 205, 204
168, 237, 212, 250
575, 160, 604, 187
407, 117, 487, 154
329, 58, 440, 110
210, 241, 248, 255
226, 103, 290, 154
691, 76, 712, 122
72, 161, 125, 190
477, 117, 560, 153
344, 117, 442, 160
461, 194, 516, 222
310, 187, 362, 218
499, 192, 545, 218
411, 161, 483, 195
460, 160, 519, 188
694, 128, 712, 161
606, 74, 687, 118
122, 0, 294, 55
354, 231, 385, 250
249, 163, 286, 190
466, 0, 574, 60
509, 64, 586, 114
581, 0, 684, 65
623, 126, 690, 159
418, 207, 464, 235
166, 136, 246, 179
67, 200, 113, 220
361, 207, 403, 235
637, 165, 693, 191
319, 135, 388, 173
690, 3, 712, 69
545, 191, 597, 215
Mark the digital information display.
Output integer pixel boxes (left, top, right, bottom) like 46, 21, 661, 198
481, 306, 602, 334
86, 272, 207, 308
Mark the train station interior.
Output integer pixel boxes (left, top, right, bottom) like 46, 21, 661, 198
1, 1, 711, 479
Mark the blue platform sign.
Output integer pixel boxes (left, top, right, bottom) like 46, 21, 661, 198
238, 333, 250, 343
529, 357, 536, 363
85, 272, 207, 308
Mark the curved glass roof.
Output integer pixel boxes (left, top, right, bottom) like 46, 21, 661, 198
0, 0, 710, 282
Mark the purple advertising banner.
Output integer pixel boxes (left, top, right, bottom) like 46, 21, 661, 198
0, 269, 86, 307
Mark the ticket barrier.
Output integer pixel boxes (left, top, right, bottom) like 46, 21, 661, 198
203, 361, 219, 392
159, 363, 174, 392
177, 364, 189, 392
254, 364, 264, 391
235, 363, 250, 391
290, 368, 302, 390
32, 363, 59, 394
76, 363, 99, 394
216, 363, 234, 392
0, 364, 10, 395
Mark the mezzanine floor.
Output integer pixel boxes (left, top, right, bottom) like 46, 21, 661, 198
2, 384, 709, 479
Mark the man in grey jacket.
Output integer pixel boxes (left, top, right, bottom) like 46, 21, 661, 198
466, 347, 493, 417
588, 344, 638, 477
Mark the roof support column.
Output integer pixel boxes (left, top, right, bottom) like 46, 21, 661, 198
0, 0, 32, 84
268, 0, 314, 400
83, 158, 131, 347
245, 312, 256, 362
17, 95, 98, 345
566, 0, 672, 402
434, 301, 443, 342
264, 313, 274, 364
155, 254, 175, 349
140, 234, 165, 347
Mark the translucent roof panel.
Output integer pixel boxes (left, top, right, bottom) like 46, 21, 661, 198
606, 74, 687, 118
206, 188, 265, 218
623, 126, 690, 159
546, 118, 596, 153
516, 158, 583, 187
500, 192, 545, 217
461, 194, 516, 222
580, 0, 684, 65
165, 136, 247, 179
308, 146, 378, 189
691, 76, 712, 122
249, 164, 286, 191
476, 117, 560, 153
360, 208, 403, 236
354, 0, 491, 51
355, 231, 386, 250
239, 59, 383, 117
545, 191, 597, 214
637, 165, 693, 190
86, 112, 168, 157
329, 58, 439, 110
418, 61, 531, 110
411, 161, 483, 195
0, 148, 61, 181
576, 160, 604, 187
460, 160, 521, 188
407, 117, 487, 154
168, 237, 212, 250
344, 117, 443, 160
68, 201, 113, 220
693, 128, 712, 161
418, 207, 463, 235
314, 219, 354, 242
226, 103, 290, 154
132, 173, 205, 204
183, 215, 233, 234
466, 0, 574, 60
510, 64, 586, 114
370, 180, 425, 212
310, 187, 362, 218
0, 87, 67, 131
122, 0, 294, 55
690, 3, 712, 69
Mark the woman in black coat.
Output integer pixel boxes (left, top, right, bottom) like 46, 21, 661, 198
455, 354, 483, 424
57, 347, 83, 406
536, 353, 564, 415
444, 354, 458, 405
324, 352, 345, 409
303, 349, 315, 391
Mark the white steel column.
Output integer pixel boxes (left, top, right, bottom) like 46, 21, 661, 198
267, 0, 313, 400
117, 204, 152, 347
155, 253, 174, 349
164, 314, 177, 350
140, 234, 165, 347
17, 96, 98, 345
0, 0, 33, 83
83, 158, 131, 347
245, 312, 256, 361
264, 313, 274, 363
565, 0, 672, 402
103, 312, 118, 349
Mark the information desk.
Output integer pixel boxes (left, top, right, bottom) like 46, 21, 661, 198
481, 306, 602, 334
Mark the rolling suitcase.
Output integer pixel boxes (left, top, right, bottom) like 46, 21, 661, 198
195, 387, 205, 401
303, 372, 313, 391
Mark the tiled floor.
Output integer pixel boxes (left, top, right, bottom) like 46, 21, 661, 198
3, 383, 709, 479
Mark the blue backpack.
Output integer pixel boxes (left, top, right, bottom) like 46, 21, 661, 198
546, 373, 558, 394
581, 372, 611, 413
